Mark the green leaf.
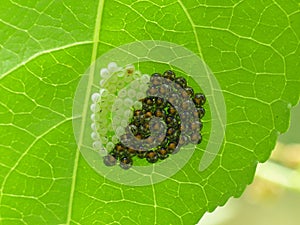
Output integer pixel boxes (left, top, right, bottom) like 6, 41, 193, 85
0, 0, 299, 224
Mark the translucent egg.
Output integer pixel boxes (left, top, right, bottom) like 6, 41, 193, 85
91, 93, 101, 103
90, 103, 100, 112
118, 89, 127, 98
91, 122, 100, 131
106, 142, 114, 151
100, 68, 109, 78
93, 141, 102, 150
91, 132, 100, 140
108, 62, 118, 72
112, 135, 119, 144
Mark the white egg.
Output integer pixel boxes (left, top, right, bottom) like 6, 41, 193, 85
100, 68, 109, 78
91, 93, 101, 102
93, 141, 102, 150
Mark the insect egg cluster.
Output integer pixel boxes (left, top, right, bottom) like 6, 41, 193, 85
103, 70, 206, 170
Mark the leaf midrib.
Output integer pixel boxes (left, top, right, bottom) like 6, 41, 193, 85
66, 0, 106, 223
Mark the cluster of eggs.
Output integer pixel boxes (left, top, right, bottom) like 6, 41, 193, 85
101, 69, 206, 170
90, 63, 149, 155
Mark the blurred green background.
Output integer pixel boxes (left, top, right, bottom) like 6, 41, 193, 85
198, 101, 300, 225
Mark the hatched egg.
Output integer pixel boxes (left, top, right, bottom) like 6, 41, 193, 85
91, 122, 100, 131
118, 89, 127, 98
93, 141, 102, 150
106, 142, 114, 151
100, 68, 109, 78
108, 62, 118, 72
91, 93, 101, 103
91, 132, 100, 140
90, 103, 100, 112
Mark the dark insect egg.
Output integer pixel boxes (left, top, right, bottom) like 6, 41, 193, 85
144, 111, 153, 118
150, 73, 162, 85
157, 147, 169, 160
168, 130, 180, 143
180, 111, 191, 123
128, 124, 139, 135
190, 133, 202, 144
166, 127, 176, 136
146, 150, 159, 163
193, 93, 206, 107
191, 121, 203, 131
147, 86, 158, 95
167, 142, 177, 153
163, 70, 176, 80
126, 147, 137, 156
166, 116, 177, 127
155, 97, 165, 108
181, 100, 192, 110
135, 133, 143, 140
157, 133, 165, 143
144, 97, 154, 107
175, 77, 187, 88
159, 84, 170, 95
151, 120, 164, 133
178, 135, 189, 146
119, 156, 133, 170
184, 86, 194, 98
137, 149, 147, 158
146, 136, 155, 144
103, 154, 117, 166
114, 143, 126, 155
134, 109, 143, 117
167, 106, 177, 116
154, 108, 166, 118
197, 107, 205, 119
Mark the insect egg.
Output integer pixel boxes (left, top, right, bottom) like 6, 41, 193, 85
157, 148, 169, 159
100, 68, 109, 78
163, 70, 176, 80
191, 121, 203, 131
91, 93, 101, 102
178, 135, 189, 146
90, 103, 100, 112
137, 149, 147, 158
167, 106, 177, 115
92, 141, 102, 150
184, 86, 194, 98
126, 147, 136, 156
150, 73, 162, 85
175, 77, 187, 88
167, 142, 177, 153
147, 86, 158, 95
91, 132, 100, 140
125, 65, 135, 75
108, 62, 118, 72
190, 133, 202, 144
154, 108, 165, 118
193, 93, 206, 107
159, 84, 170, 95
146, 150, 159, 163
103, 154, 117, 166
119, 156, 133, 170
155, 97, 165, 108
197, 107, 206, 119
